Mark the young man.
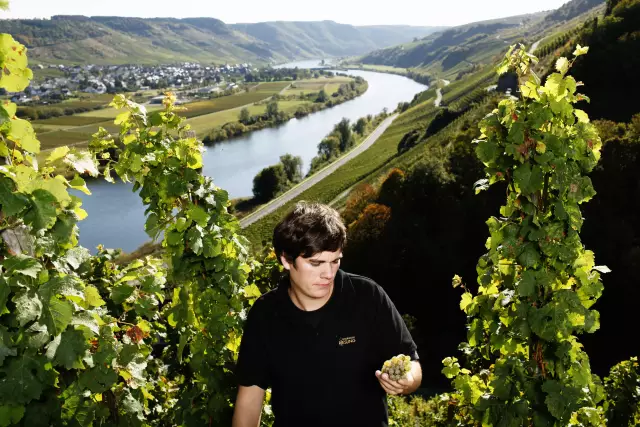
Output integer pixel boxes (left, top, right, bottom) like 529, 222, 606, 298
232, 202, 422, 427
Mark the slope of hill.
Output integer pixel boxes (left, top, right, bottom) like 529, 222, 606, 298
231, 21, 442, 58
545, 0, 605, 21
356, 0, 606, 79
0, 16, 440, 65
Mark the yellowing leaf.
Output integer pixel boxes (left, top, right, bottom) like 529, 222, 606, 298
74, 206, 88, 221
188, 152, 203, 169
0, 34, 33, 92
141, 387, 155, 401
114, 111, 131, 125
536, 142, 547, 154
574, 109, 589, 123
544, 73, 564, 97
460, 292, 473, 312
243, 284, 262, 304
1, 100, 17, 117
68, 175, 91, 195
46, 146, 69, 164
225, 331, 242, 353
123, 134, 137, 145
452, 275, 463, 288
84, 286, 105, 307
8, 118, 40, 153
41, 175, 72, 206
137, 320, 152, 333
520, 81, 539, 99
555, 57, 569, 75
573, 44, 589, 57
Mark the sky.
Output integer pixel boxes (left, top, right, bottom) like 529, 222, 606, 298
0, 0, 572, 26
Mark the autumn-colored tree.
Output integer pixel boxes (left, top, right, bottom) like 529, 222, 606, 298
348, 203, 392, 243
342, 183, 378, 225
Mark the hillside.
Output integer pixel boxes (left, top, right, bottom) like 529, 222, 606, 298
355, 0, 606, 79
545, 0, 605, 21
0, 16, 440, 65
232, 21, 443, 58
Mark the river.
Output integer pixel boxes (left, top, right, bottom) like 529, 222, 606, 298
76, 61, 427, 252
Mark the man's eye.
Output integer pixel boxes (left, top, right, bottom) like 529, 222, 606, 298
332, 260, 340, 264
310, 262, 321, 267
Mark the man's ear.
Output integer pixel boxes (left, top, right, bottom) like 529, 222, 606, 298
280, 254, 292, 271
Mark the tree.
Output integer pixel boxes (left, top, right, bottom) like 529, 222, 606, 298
353, 117, 368, 135
316, 89, 328, 103
342, 183, 378, 225
318, 135, 341, 159
397, 129, 421, 153
266, 100, 279, 118
424, 107, 460, 138
239, 107, 251, 124
348, 203, 392, 244
335, 118, 354, 152
377, 168, 406, 208
279, 154, 303, 183
252, 163, 288, 202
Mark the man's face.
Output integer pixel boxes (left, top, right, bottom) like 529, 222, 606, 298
281, 249, 342, 302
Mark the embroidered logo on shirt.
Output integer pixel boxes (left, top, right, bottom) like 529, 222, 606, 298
338, 336, 356, 346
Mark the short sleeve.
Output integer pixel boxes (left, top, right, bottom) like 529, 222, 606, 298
374, 285, 419, 362
235, 303, 271, 390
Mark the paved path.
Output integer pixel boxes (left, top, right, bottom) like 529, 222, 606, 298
434, 79, 451, 107
529, 37, 545, 54
240, 114, 399, 228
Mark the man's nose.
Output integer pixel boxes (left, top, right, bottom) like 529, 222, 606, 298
320, 264, 334, 279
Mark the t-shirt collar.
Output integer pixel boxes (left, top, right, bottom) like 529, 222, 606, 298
276, 268, 346, 317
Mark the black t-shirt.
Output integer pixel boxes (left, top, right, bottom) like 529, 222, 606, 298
235, 269, 419, 427
292, 287, 329, 329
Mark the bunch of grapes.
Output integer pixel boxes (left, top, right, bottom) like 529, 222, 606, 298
381, 354, 411, 381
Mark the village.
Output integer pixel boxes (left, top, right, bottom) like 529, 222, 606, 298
6, 61, 257, 104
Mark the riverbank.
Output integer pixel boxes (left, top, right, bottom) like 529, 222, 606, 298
230, 110, 388, 219
202, 77, 368, 144
338, 62, 431, 86
241, 92, 438, 247
116, 111, 392, 263
73, 69, 427, 252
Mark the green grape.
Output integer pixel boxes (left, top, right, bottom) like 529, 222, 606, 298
381, 354, 412, 381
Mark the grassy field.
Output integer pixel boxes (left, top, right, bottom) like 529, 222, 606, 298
33, 116, 113, 126
282, 82, 325, 96
186, 105, 267, 134
179, 82, 290, 119
241, 98, 439, 247
281, 76, 354, 97
38, 131, 95, 150
186, 100, 315, 135
33, 78, 353, 151
76, 104, 165, 119
32, 124, 75, 133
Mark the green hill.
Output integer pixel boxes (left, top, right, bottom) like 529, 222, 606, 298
0, 16, 440, 65
355, 0, 606, 79
231, 21, 443, 58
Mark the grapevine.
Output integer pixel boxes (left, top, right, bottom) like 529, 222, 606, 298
0, 27, 263, 426
443, 44, 609, 426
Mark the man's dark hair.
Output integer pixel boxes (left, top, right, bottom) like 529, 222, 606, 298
273, 202, 347, 265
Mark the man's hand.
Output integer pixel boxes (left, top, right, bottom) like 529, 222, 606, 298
375, 370, 415, 395
375, 360, 422, 395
